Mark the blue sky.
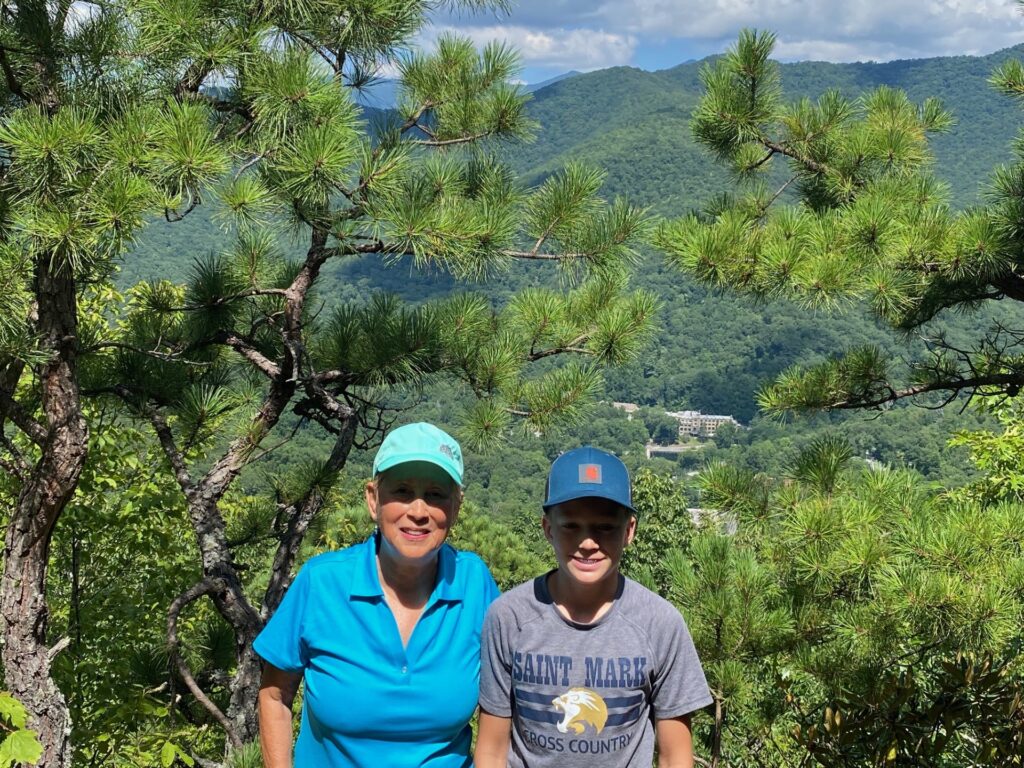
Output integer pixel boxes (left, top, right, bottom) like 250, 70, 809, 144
420, 0, 1024, 84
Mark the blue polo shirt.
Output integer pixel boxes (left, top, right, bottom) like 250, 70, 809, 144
253, 533, 499, 767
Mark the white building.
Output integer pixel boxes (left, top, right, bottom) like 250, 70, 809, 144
665, 409, 740, 438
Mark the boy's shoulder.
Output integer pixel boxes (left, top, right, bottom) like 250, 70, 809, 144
485, 574, 553, 628
617, 576, 689, 629
490, 574, 548, 608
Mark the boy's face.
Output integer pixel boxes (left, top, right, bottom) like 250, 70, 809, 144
542, 497, 637, 588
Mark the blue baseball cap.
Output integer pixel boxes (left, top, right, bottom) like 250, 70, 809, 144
372, 422, 464, 486
543, 445, 636, 515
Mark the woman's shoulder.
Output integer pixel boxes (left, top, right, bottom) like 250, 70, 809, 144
295, 539, 373, 580
447, 544, 490, 572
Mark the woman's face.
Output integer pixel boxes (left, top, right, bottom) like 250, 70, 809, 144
366, 461, 461, 569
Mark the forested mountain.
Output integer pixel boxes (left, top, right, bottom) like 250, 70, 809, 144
119, 44, 1024, 487
511, 44, 1024, 211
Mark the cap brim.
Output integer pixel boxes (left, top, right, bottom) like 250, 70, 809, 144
542, 488, 636, 515
374, 453, 463, 485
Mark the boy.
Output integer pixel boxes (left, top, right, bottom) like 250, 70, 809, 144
474, 446, 712, 768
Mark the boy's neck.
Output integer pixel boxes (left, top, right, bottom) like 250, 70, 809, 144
547, 570, 621, 625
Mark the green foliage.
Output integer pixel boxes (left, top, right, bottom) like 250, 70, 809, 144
640, 439, 1024, 767
10, 7, 1024, 765
0, 693, 43, 767
950, 399, 1024, 503
662, 29, 1024, 416
621, 469, 697, 593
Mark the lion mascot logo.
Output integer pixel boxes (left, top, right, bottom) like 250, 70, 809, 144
552, 688, 608, 735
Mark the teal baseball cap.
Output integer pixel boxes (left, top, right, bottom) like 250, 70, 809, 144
372, 422, 464, 486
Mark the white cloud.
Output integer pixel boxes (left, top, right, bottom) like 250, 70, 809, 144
437, 0, 1024, 69
397, 0, 1024, 82
599, 0, 1024, 48
421, 24, 637, 71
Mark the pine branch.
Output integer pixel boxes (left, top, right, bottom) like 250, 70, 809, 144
145, 406, 194, 494
165, 192, 200, 222
262, 418, 356, 617
0, 389, 47, 446
0, 44, 26, 101
747, 148, 776, 171
527, 336, 591, 361
401, 101, 436, 133
167, 577, 243, 749
502, 250, 580, 261
234, 152, 270, 181
283, 27, 340, 75
817, 372, 1024, 410
992, 273, 1024, 302
763, 174, 799, 210
82, 341, 213, 367
413, 131, 494, 147
174, 57, 215, 101
167, 288, 290, 311
761, 138, 828, 176
211, 331, 281, 378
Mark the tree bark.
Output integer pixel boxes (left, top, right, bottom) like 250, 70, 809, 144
223, 418, 357, 744
1, 261, 88, 768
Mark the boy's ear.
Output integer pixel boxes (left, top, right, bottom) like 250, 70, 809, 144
541, 511, 553, 543
624, 513, 638, 547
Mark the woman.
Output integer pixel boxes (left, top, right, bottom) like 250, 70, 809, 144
255, 422, 499, 767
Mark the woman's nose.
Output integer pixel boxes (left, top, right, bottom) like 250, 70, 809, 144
406, 497, 430, 519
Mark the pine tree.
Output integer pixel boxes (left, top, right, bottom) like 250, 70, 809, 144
657, 28, 1024, 415
0, 3, 228, 764
68, 0, 656, 753
1, 0, 655, 761
668, 439, 1024, 767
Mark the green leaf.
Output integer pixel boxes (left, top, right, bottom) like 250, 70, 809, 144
0, 693, 28, 729
160, 740, 176, 767
0, 729, 43, 766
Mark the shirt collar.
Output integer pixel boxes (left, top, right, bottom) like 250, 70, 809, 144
349, 531, 462, 604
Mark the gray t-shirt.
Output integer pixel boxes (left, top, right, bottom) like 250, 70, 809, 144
480, 573, 713, 767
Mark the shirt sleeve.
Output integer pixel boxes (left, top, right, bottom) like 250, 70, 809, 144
650, 610, 714, 720
478, 601, 514, 717
253, 563, 312, 673
483, 567, 500, 606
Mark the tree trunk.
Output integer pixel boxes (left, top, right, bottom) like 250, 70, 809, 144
1, 262, 87, 768
226, 641, 263, 744
222, 420, 357, 744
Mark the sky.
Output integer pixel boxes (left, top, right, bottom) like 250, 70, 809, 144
422, 0, 1024, 84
